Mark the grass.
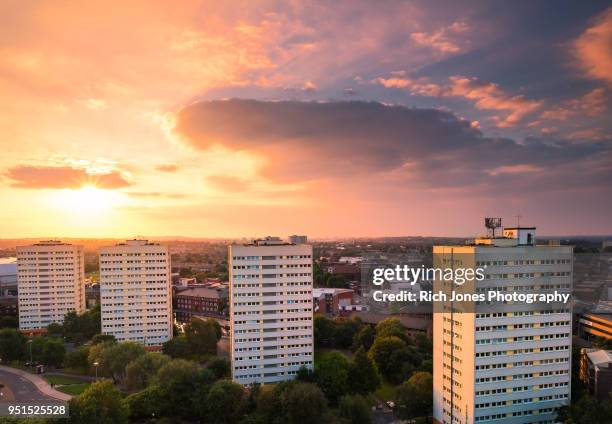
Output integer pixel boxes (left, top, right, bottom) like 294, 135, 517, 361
44, 375, 86, 385
56, 383, 90, 396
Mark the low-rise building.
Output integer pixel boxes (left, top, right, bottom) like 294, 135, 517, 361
313, 288, 355, 316
579, 312, 612, 341
173, 286, 228, 323
580, 348, 612, 400
0, 257, 17, 297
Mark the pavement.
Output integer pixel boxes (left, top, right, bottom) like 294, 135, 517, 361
0, 365, 72, 402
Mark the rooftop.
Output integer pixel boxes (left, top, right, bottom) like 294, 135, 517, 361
175, 287, 228, 299
586, 349, 612, 368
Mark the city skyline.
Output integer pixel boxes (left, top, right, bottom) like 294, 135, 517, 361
1, 1, 611, 238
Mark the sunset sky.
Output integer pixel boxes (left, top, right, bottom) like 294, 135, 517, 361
1, 0, 611, 238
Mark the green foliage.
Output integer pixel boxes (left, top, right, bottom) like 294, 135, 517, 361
124, 352, 170, 391
184, 317, 220, 357
314, 315, 335, 348
88, 341, 146, 383
206, 380, 246, 424
62, 305, 101, 344
90, 334, 116, 345
0, 316, 18, 329
0, 328, 26, 361
46, 322, 63, 337
42, 338, 66, 367
65, 346, 90, 372
375, 318, 408, 342
332, 317, 362, 349
338, 394, 372, 424
125, 384, 163, 419
395, 371, 433, 419
316, 351, 350, 403
348, 347, 381, 395
352, 325, 375, 352
150, 360, 216, 419
68, 380, 128, 424
162, 334, 190, 359
557, 395, 612, 423
207, 357, 230, 379
279, 381, 328, 424
368, 336, 418, 384
30, 336, 46, 362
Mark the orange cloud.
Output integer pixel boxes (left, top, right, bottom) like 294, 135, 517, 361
375, 75, 542, 127
410, 21, 469, 53
540, 88, 608, 121
155, 164, 180, 172
5, 165, 130, 189
574, 7, 612, 85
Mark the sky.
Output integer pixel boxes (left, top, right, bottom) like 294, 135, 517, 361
0, 0, 611, 238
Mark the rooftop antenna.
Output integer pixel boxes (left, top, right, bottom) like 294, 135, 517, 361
515, 214, 522, 228
484, 217, 502, 238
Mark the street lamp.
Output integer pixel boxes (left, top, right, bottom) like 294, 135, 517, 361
93, 361, 99, 380
27, 339, 33, 369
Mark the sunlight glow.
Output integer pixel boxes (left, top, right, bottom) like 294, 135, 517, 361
52, 186, 123, 215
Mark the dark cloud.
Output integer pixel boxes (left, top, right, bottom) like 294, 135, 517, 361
5, 165, 130, 189
173, 99, 612, 193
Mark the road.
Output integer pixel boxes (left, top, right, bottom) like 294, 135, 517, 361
0, 368, 67, 403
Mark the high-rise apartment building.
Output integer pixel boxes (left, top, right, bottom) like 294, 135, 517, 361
99, 240, 172, 347
17, 240, 85, 331
229, 236, 314, 385
433, 225, 572, 424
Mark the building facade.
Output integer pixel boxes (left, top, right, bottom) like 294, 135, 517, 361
433, 226, 573, 424
173, 286, 228, 323
578, 312, 612, 341
99, 240, 173, 347
579, 348, 612, 400
17, 241, 85, 331
0, 257, 18, 297
229, 237, 314, 385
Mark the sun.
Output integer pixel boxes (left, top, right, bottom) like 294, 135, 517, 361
53, 185, 122, 214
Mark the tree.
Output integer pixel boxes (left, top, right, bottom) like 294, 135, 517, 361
352, 325, 375, 352
90, 334, 116, 346
42, 338, 66, 367
68, 380, 128, 424
47, 322, 63, 337
280, 382, 328, 424
63, 305, 101, 344
0, 316, 18, 329
162, 334, 190, 359
126, 384, 163, 420
184, 318, 219, 357
0, 328, 26, 361
152, 360, 213, 419
348, 347, 380, 394
557, 395, 612, 423
89, 341, 146, 383
314, 315, 334, 348
206, 380, 246, 424
375, 318, 408, 342
30, 336, 46, 362
207, 357, 230, 379
338, 394, 372, 424
368, 336, 409, 383
316, 351, 350, 403
65, 346, 90, 372
333, 317, 362, 349
395, 371, 433, 420
124, 352, 170, 391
